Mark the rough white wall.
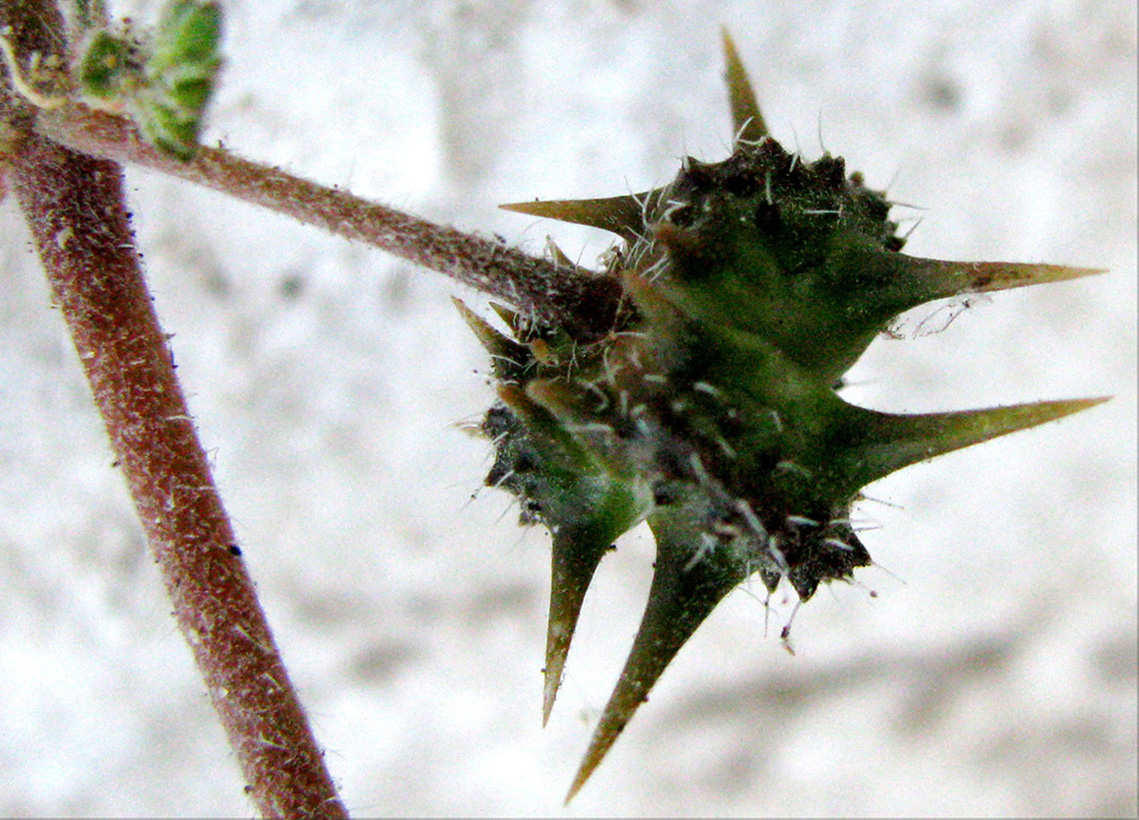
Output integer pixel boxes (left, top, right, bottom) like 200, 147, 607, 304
0, 0, 1134, 815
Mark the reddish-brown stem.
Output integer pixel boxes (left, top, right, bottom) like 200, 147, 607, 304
11, 131, 349, 819
38, 104, 624, 340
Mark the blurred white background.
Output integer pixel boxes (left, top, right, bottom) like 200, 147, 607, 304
0, 0, 1134, 815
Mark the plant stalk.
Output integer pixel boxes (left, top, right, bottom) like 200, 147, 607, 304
11, 126, 348, 820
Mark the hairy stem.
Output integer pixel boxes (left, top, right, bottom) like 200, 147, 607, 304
12, 127, 349, 820
37, 104, 624, 339
4, 4, 348, 813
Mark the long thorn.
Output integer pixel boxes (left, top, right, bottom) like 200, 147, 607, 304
501, 191, 663, 243
565, 512, 747, 801
543, 528, 612, 725
722, 29, 768, 144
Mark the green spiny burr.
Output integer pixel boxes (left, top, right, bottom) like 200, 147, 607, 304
468, 30, 1107, 800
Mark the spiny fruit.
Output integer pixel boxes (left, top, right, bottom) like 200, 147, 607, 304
458, 32, 1106, 801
